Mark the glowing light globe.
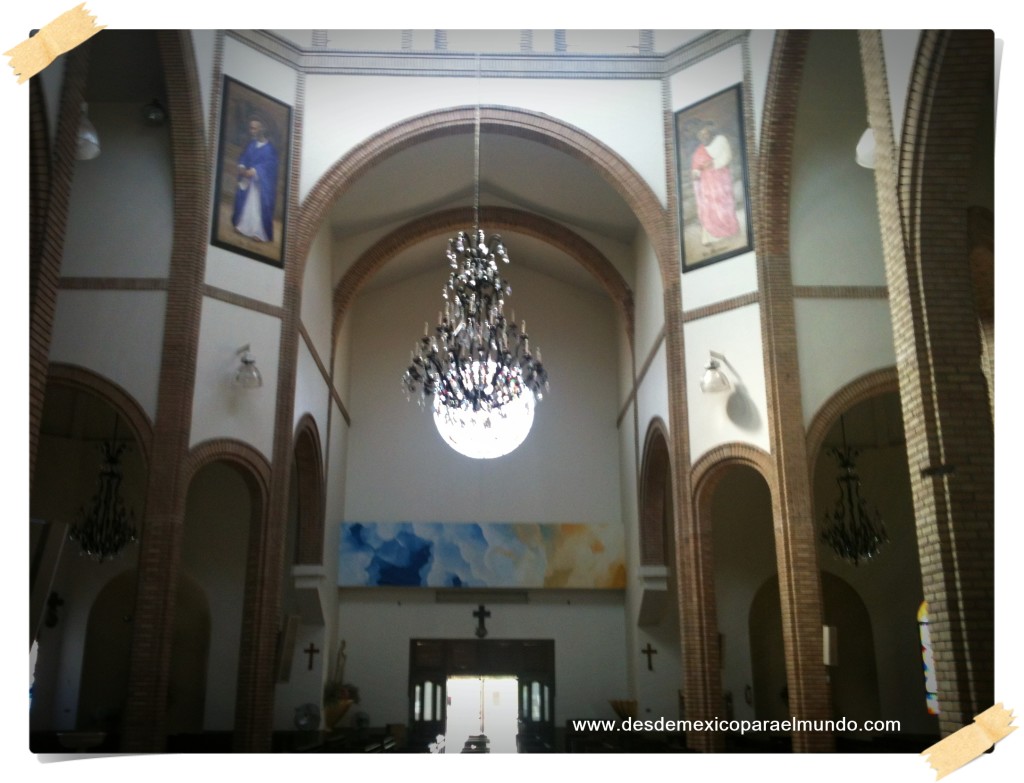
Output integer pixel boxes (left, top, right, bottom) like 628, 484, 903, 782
433, 387, 536, 459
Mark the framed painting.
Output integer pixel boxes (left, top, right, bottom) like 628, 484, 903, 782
675, 84, 753, 272
211, 76, 292, 267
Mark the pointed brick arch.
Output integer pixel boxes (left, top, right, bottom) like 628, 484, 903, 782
805, 368, 900, 470
639, 419, 672, 567
292, 415, 325, 566
45, 363, 154, 466
292, 105, 673, 287
331, 205, 634, 347
861, 29, 995, 736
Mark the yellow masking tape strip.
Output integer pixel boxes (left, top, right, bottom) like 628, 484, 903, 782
4, 4, 105, 84
922, 703, 1017, 780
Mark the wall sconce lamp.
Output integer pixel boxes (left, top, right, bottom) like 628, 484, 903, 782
235, 344, 263, 389
75, 102, 100, 160
700, 350, 731, 394
855, 128, 876, 169
143, 98, 166, 126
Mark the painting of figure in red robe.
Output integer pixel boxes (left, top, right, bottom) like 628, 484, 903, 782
212, 76, 292, 267
675, 85, 753, 271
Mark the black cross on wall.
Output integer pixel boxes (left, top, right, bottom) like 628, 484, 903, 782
641, 642, 658, 671
473, 604, 491, 638
304, 642, 320, 671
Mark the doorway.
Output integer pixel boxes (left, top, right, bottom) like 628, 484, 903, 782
446, 676, 518, 753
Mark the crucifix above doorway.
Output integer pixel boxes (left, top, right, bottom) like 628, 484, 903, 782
473, 605, 491, 638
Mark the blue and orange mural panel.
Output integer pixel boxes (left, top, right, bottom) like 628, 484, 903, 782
339, 522, 625, 589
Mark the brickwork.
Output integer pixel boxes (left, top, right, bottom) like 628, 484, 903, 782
639, 420, 672, 566
29, 45, 88, 489
804, 368, 900, 471
687, 443, 774, 749
293, 415, 326, 566
230, 68, 310, 753
29, 77, 50, 314
659, 69, 713, 752
860, 29, 994, 736
754, 30, 833, 752
46, 363, 155, 465
121, 31, 210, 753
331, 205, 634, 346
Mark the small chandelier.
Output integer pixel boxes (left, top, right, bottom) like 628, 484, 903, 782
820, 417, 887, 565
69, 437, 138, 562
402, 108, 548, 437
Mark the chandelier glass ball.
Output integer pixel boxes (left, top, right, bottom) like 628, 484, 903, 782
403, 229, 548, 458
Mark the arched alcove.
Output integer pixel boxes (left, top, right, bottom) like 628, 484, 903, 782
181, 456, 261, 732
811, 389, 937, 738
706, 462, 778, 730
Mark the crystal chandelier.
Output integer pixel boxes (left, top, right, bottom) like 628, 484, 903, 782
402, 108, 548, 439
68, 438, 138, 561
819, 417, 887, 565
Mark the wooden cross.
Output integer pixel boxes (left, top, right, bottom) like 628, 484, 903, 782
640, 642, 658, 671
473, 604, 491, 638
304, 642, 320, 671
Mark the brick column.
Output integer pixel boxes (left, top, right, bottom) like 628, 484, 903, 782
121, 31, 209, 752
860, 30, 994, 736
756, 30, 833, 752
29, 46, 88, 489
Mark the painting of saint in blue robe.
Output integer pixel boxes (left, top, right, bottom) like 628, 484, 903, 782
232, 118, 279, 243
212, 76, 291, 266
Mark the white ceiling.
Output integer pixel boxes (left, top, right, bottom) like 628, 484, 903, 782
330, 130, 640, 295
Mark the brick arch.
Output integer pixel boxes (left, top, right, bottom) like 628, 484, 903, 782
292, 414, 325, 565
331, 205, 634, 347
875, 29, 995, 734
45, 363, 155, 467
682, 441, 774, 752
690, 443, 775, 510
639, 418, 672, 567
805, 367, 900, 470
292, 105, 673, 288
185, 439, 272, 502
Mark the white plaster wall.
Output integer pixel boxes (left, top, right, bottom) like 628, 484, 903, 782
191, 29, 217, 138
619, 409, 640, 700
302, 74, 666, 205
681, 253, 758, 312
881, 31, 922, 142
669, 45, 744, 114
791, 31, 887, 287
49, 290, 167, 421
336, 589, 627, 727
222, 35, 297, 105
794, 299, 896, 428
189, 297, 281, 460
684, 303, 770, 463
748, 30, 777, 142
62, 103, 173, 279
636, 343, 670, 451
39, 54, 65, 148
273, 623, 327, 731
633, 231, 665, 370
333, 312, 353, 409
293, 338, 330, 462
300, 224, 334, 371
343, 265, 621, 525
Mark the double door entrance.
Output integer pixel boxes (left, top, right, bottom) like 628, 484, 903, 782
408, 639, 555, 752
